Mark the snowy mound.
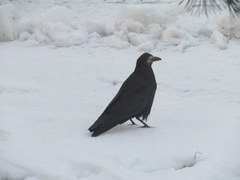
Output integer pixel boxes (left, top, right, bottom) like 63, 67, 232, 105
18, 6, 108, 47
200, 13, 240, 49
0, 2, 240, 49
108, 4, 195, 51
100, 4, 196, 51
0, 4, 19, 41
0, 5, 108, 47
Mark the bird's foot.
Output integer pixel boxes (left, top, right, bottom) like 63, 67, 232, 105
140, 125, 151, 128
137, 119, 151, 128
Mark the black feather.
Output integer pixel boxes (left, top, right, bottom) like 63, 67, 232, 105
88, 53, 161, 136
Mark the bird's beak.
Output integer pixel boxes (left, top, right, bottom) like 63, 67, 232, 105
151, 56, 162, 62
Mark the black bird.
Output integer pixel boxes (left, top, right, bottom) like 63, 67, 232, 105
89, 53, 161, 137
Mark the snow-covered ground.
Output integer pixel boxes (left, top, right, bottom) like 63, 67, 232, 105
0, 0, 240, 180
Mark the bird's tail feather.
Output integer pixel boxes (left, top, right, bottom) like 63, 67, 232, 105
91, 124, 115, 137
89, 119, 119, 137
88, 119, 102, 132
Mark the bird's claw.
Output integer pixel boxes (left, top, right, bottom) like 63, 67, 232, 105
140, 125, 151, 128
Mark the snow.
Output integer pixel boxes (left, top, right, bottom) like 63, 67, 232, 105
211, 30, 228, 49
18, 6, 90, 47
0, 4, 19, 41
1, 1, 240, 49
0, 0, 240, 180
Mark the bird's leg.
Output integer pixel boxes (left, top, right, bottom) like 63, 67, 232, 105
136, 117, 151, 128
139, 121, 151, 128
130, 118, 136, 125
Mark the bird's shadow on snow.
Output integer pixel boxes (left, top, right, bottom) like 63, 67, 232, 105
86, 123, 154, 137
100, 123, 154, 136
108, 124, 139, 134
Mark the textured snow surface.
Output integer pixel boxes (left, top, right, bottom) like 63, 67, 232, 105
0, 0, 240, 49
0, 0, 240, 180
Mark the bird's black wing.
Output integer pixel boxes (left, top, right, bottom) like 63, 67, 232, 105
88, 73, 153, 136
138, 83, 156, 120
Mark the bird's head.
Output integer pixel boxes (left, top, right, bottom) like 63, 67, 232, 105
136, 53, 162, 67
